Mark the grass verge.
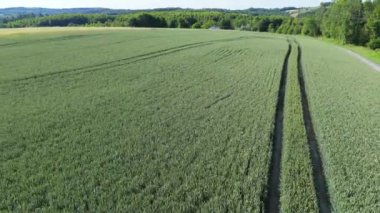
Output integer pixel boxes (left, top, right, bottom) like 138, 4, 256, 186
319, 37, 380, 64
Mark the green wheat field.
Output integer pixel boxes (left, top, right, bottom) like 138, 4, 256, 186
0, 28, 379, 212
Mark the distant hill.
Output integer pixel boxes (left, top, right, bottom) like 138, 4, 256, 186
0, 7, 301, 18
0, 7, 132, 17
287, 7, 319, 17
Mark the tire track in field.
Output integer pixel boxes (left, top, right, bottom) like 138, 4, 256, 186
0, 34, 102, 47
296, 42, 331, 213
264, 42, 291, 213
3, 36, 257, 84
5, 42, 211, 83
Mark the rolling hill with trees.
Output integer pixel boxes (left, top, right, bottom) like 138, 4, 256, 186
1, 0, 379, 49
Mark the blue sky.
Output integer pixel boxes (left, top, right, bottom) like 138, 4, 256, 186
0, 0, 330, 9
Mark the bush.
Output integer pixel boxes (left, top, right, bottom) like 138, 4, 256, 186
368, 38, 380, 50
128, 13, 167, 28
201, 20, 216, 29
191, 22, 202, 29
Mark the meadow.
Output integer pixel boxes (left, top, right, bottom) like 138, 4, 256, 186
0, 28, 378, 212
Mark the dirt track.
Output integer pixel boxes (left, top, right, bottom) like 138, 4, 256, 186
341, 48, 380, 73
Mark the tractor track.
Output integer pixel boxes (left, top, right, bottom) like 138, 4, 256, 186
264, 42, 291, 213
2, 36, 259, 84
0, 34, 102, 48
296, 43, 331, 213
5, 42, 212, 84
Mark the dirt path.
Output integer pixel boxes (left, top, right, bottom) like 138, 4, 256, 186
341, 48, 380, 73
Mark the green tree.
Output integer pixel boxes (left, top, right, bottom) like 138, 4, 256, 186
201, 20, 217, 29
302, 17, 320, 36
128, 13, 167, 28
219, 18, 233, 29
367, 0, 380, 49
322, 0, 366, 44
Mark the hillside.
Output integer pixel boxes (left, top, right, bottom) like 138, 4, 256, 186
0, 7, 132, 17
0, 7, 295, 18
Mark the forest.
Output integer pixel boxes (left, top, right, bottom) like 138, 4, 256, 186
1, 0, 379, 49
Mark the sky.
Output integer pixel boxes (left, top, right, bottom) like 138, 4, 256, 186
0, 0, 331, 10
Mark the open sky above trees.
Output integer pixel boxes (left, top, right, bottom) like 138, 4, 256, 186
0, 0, 330, 10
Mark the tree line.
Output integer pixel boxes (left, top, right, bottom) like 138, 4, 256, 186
0, 11, 285, 31
1, 0, 379, 49
303, 0, 380, 49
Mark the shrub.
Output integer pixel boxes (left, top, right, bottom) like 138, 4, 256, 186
368, 38, 380, 50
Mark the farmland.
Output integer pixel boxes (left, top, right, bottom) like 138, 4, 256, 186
279, 41, 317, 212
0, 28, 379, 212
299, 37, 380, 212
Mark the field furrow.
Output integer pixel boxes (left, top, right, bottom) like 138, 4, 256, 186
296, 43, 331, 213
279, 40, 319, 212
264, 41, 291, 213
298, 37, 380, 212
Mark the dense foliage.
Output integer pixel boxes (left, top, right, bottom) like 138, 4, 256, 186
1, 1, 379, 49
319, 0, 380, 48
275, 0, 380, 49
0, 11, 287, 31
